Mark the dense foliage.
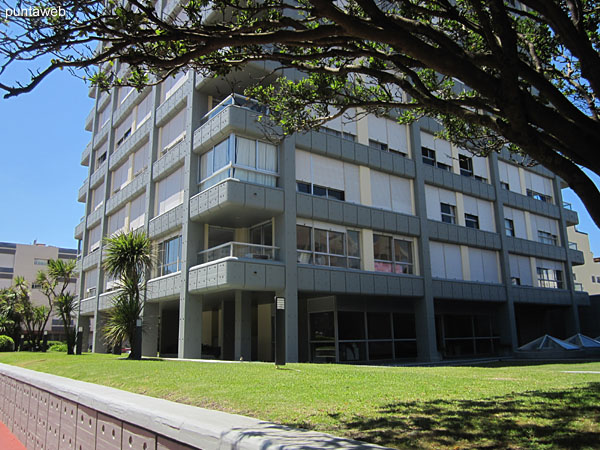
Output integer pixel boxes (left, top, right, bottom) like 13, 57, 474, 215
2, 0, 600, 224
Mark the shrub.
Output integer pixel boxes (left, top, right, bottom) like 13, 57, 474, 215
0, 335, 15, 352
48, 342, 68, 352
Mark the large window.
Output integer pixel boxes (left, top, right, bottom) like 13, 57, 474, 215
373, 234, 414, 274
538, 230, 558, 246
459, 154, 473, 177
527, 188, 553, 203
158, 236, 182, 277
199, 135, 278, 191
537, 267, 563, 289
464, 213, 479, 229
296, 225, 360, 269
440, 203, 456, 224
505, 218, 515, 237
159, 108, 186, 155
422, 147, 436, 166
297, 182, 344, 201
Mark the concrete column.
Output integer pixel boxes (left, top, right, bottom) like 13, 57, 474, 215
92, 311, 109, 353
234, 291, 252, 360
489, 153, 519, 352
78, 316, 91, 353
553, 176, 581, 336
179, 294, 203, 358
274, 133, 299, 362
220, 300, 235, 360
142, 302, 160, 357
177, 72, 204, 359
410, 121, 440, 362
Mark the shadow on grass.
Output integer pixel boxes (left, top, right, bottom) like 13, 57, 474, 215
323, 382, 600, 449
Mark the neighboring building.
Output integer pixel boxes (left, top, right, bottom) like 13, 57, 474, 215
0, 241, 78, 339
567, 226, 600, 295
74, 8, 588, 362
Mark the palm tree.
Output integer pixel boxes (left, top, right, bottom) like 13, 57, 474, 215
103, 231, 152, 360
37, 259, 78, 354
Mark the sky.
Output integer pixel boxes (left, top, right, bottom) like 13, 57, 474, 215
0, 68, 599, 256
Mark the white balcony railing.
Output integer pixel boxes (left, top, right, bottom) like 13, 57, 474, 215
198, 242, 278, 264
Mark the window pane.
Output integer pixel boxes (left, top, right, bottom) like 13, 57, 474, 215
373, 234, 392, 261
297, 182, 311, 193
339, 342, 366, 361
347, 231, 360, 258
367, 312, 392, 339
296, 226, 311, 251
309, 312, 335, 341
314, 229, 328, 253
393, 313, 416, 339
394, 239, 412, 263
313, 185, 327, 197
235, 137, 256, 168
369, 341, 393, 360
328, 231, 344, 255
338, 311, 365, 340
213, 139, 229, 171
257, 141, 277, 172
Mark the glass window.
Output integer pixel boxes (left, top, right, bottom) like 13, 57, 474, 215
538, 230, 558, 245
297, 182, 311, 193
34, 258, 48, 266
505, 218, 515, 237
338, 311, 365, 340
422, 147, 436, 166
459, 154, 473, 177
500, 182, 510, 190
465, 213, 480, 229
440, 203, 456, 224
537, 267, 563, 289
250, 222, 272, 246
373, 235, 413, 274
297, 226, 359, 268
367, 313, 392, 340
158, 236, 182, 276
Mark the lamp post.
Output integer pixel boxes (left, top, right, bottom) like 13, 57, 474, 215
42, 330, 48, 352
274, 296, 285, 366
76, 326, 83, 355
132, 319, 142, 360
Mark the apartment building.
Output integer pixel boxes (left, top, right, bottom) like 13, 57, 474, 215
0, 241, 78, 339
74, 9, 588, 362
567, 227, 600, 295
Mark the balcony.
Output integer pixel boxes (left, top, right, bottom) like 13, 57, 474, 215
198, 242, 278, 265
78, 179, 88, 203
81, 141, 92, 167
74, 219, 85, 240
85, 107, 94, 132
192, 98, 267, 153
189, 179, 284, 227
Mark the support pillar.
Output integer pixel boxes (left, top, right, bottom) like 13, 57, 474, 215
77, 316, 91, 353
92, 311, 109, 353
410, 121, 441, 362
142, 302, 160, 357
234, 291, 252, 360
178, 294, 203, 359
220, 300, 235, 360
274, 133, 299, 362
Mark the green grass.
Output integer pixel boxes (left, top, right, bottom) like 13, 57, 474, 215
1, 353, 599, 449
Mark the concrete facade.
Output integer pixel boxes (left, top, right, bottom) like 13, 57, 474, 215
0, 241, 77, 339
74, 2, 587, 362
568, 227, 600, 295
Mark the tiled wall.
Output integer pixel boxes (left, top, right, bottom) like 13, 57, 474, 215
0, 374, 195, 450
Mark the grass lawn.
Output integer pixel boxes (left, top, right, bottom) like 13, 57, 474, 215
1, 353, 599, 449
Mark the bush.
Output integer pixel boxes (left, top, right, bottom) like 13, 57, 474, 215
48, 342, 68, 352
0, 335, 15, 352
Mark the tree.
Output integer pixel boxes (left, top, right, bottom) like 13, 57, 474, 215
2, 0, 600, 226
102, 231, 152, 360
37, 259, 78, 354
0, 287, 23, 345
10, 277, 49, 349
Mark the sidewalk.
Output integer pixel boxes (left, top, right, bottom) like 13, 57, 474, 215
0, 420, 26, 450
